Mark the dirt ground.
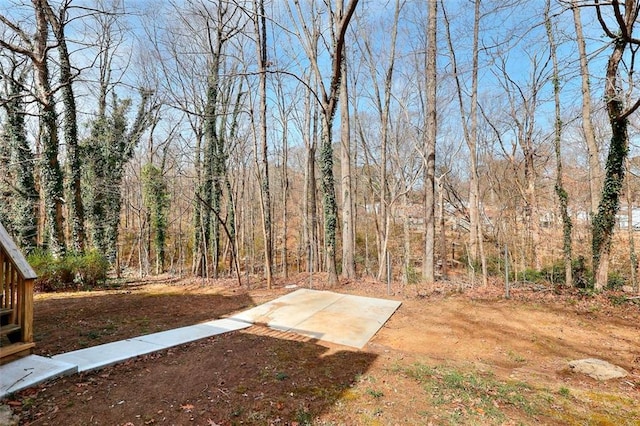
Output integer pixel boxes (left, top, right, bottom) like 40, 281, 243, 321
4, 273, 640, 425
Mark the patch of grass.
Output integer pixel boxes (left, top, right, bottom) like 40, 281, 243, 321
607, 272, 626, 290
366, 388, 384, 398
547, 389, 639, 425
608, 294, 629, 306
137, 317, 151, 333
295, 408, 313, 425
21, 397, 34, 409
275, 371, 289, 381
397, 363, 536, 423
85, 330, 100, 340
507, 350, 526, 363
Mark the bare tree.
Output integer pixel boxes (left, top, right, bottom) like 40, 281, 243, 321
442, 0, 487, 285
353, 0, 402, 281
423, 0, 437, 282
340, 36, 356, 279
572, 0, 602, 216
252, 0, 274, 288
546, 0, 572, 286
290, 0, 359, 286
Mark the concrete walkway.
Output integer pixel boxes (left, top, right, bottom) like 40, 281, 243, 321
0, 289, 400, 399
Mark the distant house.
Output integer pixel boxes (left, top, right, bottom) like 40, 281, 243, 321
616, 206, 640, 230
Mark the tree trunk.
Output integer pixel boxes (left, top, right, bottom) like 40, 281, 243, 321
423, 0, 437, 283
340, 49, 356, 279
320, 116, 339, 285
572, 0, 601, 216
591, 0, 640, 290
1, 70, 38, 254
291, 0, 359, 287
546, 1, 572, 286
254, 0, 273, 288
443, 0, 486, 285
438, 175, 448, 279
593, 113, 628, 290
625, 160, 637, 290
33, 0, 66, 257
43, 2, 85, 253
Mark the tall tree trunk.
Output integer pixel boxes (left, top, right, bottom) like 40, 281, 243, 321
281, 120, 290, 279
438, 174, 447, 279
625, 159, 637, 290
320, 115, 339, 284
254, 0, 273, 288
340, 49, 355, 279
572, 0, 601, 216
2, 69, 38, 253
292, 0, 359, 286
593, 110, 627, 290
443, 0, 486, 285
33, 0, 65, 257
43, 1, 85, 253
423, 0, 437, 283
546, 1, 572, 286
524, 147, 541, 269
193, 131, 205, 275
305, 143, 318, 275
358, 0, 400, 281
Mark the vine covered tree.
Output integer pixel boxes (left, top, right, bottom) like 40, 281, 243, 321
1, 0, 66, 257
591, 0, 640, 290
83, 91, 155, 263
142, 162, 170, 274
0, 58, 37, 253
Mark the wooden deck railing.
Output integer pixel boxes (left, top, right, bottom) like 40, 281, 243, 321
0, 221, 37, 362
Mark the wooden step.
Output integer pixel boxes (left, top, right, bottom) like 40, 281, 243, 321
0, 308, 12, 317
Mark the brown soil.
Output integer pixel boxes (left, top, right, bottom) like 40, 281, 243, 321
5, 273, 640, 425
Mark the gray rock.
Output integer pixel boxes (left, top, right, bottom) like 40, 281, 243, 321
568, 358, 628, 380
621, 285, 635, 293
0, 405, 19, 426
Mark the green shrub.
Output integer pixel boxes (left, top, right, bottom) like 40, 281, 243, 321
572, 256, 592, 289
29, 250, 110, 292
517, 268, 544, 283
540, 261, 565, 285
404, 264, 421, 285
607, 272, 626, 290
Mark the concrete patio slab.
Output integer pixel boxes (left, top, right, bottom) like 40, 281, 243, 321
294, 294, 402, 348
231, 290, 343, 329
231, 289, 401, 348
0, 355, 76, 398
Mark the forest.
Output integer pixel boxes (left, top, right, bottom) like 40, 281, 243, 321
1, 0, 640, 293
